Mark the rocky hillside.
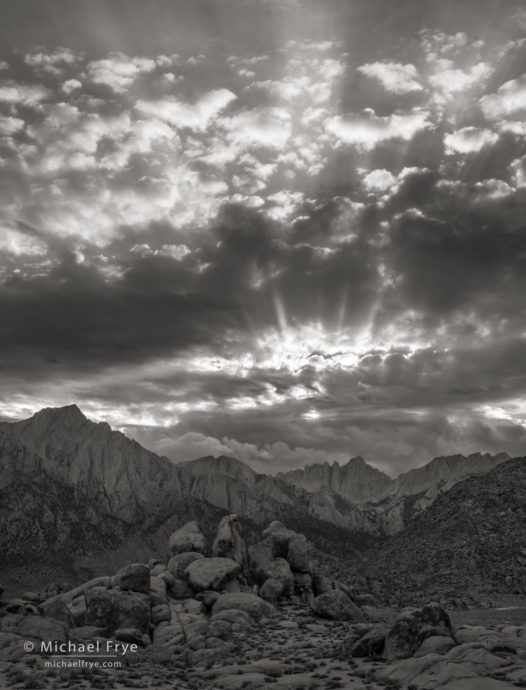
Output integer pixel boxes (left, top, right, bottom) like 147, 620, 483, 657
357, 457, 526, 604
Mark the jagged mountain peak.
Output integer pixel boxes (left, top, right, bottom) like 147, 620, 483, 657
7, 404, 118, 450
342, 455, 390, 477
345, 455, 366, 465
278, 454, 393, 504
23, 403, 88, 426
0, 404, 184, 525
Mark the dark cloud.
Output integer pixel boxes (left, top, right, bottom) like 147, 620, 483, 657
0, 245, 244, 373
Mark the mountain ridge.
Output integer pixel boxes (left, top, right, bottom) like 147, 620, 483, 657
0, 404, 515, 594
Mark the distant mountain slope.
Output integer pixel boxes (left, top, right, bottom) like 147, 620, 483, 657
277, 450, 510, 535
357, 457, 526, 603
177, 454, 382, 536
279, 451, 509, 504
387, 451, 510, 499
0, 405, 516, 595
0, 405, 185, 524
0, 408, 373, 592
278, 456, 393, 503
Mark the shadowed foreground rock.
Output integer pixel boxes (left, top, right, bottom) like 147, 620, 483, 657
311, 589, 368, 621
384, 601, 455, 660
168, 521, 207, 556
1, 515, 526, 690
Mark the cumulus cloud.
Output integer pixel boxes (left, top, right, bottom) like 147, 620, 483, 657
510, 155, 526, 187
429, 61, 491, 96
223, 107, 292, 147
444, 127, 499, 155
0, 82, 49, 106
480, 74, 526, 120
362, 169, 396, 192
136, 89, 236, 130
0, 115, 25, 136
325, 108, 430, 150
62, 79, 82, 94
87, 53, 156, 92
24, 48, 79, 74
357, 61, 422, 94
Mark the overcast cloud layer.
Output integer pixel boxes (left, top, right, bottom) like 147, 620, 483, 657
1, 0, 526, 475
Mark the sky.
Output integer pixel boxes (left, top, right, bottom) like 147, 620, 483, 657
1, 0, 526, 476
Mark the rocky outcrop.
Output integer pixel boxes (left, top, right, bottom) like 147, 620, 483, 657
167, 552, 204, 578
260, 559, 294, 599
85, 587, 151, 634
249, 521, 316, 605
113, 563, 150, 594
211, 593, 275, 621
168, 521, 207, 556
185, 558, 241, 592
0, 516, 284, 675
287, 534, 310, 572
211, 514, 248, 568
383, 602, 455, 660
310, 590, 367, 621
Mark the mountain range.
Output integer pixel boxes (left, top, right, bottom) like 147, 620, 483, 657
0, 405, 517, 594
357, 457, 526, 602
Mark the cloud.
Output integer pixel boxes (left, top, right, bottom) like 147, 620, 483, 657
162, 435, 348, 474
62, 79, 82, 94
136, 89, 236, 130
2, 11, 526, 475
87, 53, 156, 92
357, 61, 422, 94
223, 107, 292, 147
24, 48, 79, 74
510, 155, 526, 187
155, 432, 232, 461
429, 61, 491, 96
325, 108, 430, 150
444, 127, 499, 155
0, 226, 48, 256
130, 243, 191, 260
480, 74, 526, 120
0, 115, 25, 136
0, 83, 49, 107
363, 169, 396, 193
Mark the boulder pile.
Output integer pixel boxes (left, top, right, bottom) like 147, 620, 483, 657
247, 519, 367, 621
2, 515, 363, 668
2, 516, 523, 689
